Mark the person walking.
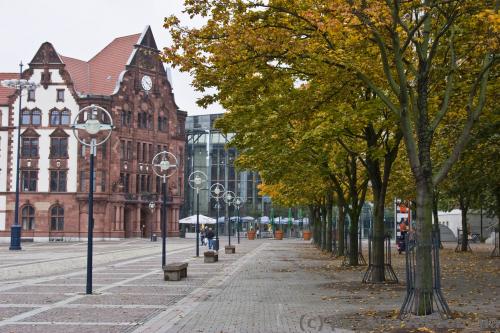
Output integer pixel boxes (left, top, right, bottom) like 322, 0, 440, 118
201, 227, 206, 246
206, 228, 215, 250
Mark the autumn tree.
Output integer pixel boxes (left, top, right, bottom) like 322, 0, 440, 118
163, 0, 499, 315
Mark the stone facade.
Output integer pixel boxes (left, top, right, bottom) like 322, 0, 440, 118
0, 26, 186, 242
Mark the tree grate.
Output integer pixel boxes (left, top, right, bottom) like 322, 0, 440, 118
362, 232, 398, 284
341, 227, 367, 266
399, 231, 451, 319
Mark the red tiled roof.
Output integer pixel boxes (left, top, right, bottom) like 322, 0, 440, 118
61, 33, 141, 96
0, 73, 19, 105
59, 55, 89, 94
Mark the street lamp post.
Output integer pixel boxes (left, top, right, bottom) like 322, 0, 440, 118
234, 197, 243, 244
72, 104, 114, 295
1, 63, 38, 251
148, 201, 156, 241
209, 183, 225, 251
188, 171, 207, 257
152, 151, 178, 267
224, 191, 235, 246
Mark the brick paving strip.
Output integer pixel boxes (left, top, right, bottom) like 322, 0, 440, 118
0, 239, 268, 333
0, 246, 191, 328
132, 242, 269, 333
0, 242, 198, 333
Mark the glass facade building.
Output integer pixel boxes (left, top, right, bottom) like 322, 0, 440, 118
182, 114, 265, 229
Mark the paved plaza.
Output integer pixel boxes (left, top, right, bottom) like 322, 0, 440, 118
0, 238, 498, 332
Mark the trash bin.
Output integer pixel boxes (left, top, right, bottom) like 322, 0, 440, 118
151, 234, 157, 242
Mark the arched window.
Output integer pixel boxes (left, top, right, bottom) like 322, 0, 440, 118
50, 205, 64, 231
21, 205, 35, 230
61, 109, 71, 125
31, 109, 41, 126
21, 109, 31, 125
50, 109, 61, 126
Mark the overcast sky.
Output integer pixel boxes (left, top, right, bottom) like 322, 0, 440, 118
0, 0, 223, 116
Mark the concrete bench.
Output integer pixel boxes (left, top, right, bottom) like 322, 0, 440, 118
225, 245, 236, 254
204, 250, 218, 263
163, 262, 188, 281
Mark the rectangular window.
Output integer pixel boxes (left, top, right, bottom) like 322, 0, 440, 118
50, 170, 67, 192
142, 143, 147, 162
120, 140, 125, 159
137, 142, 141, 162
126, 141, 131, 160
101, 142, 107, 159
101, 171, 107, 192
21, 138, 38, 158
80, 171, 86, 192
50, 138, 68, 158
27, 89, 35, 101
56, 89, 65, 102
120, 173, 130, 193
121, 111, 127, 126
140, 174, 147, 192
156, 176, 162, 194
21, 170, 37, 191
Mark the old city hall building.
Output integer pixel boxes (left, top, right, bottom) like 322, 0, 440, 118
0, 26, 186, 242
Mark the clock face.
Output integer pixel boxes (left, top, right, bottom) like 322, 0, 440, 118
141, 75, 153, 91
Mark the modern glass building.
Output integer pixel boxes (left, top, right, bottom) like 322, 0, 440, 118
182, 113, 266, 231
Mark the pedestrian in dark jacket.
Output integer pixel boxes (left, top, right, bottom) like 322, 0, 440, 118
206, 228, 215, 250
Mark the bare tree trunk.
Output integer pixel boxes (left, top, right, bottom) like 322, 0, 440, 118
338, 204, 345, 256
349, 211, 359, 266
415, 179, 434, 315
326, 191, 333, 253
459, 195, 469, 252
432, 189, 442, 248
321, 203, 327, 251
310, 205, 320, 248
371, 189, 386, 281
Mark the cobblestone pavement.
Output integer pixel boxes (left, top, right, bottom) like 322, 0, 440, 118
0, 237, 266, 333
1, 238, 497, 332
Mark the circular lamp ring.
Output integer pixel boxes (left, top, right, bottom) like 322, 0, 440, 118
209, 183, 225, 199
152, 151, 178, 178
188, 171, 207, 190
234, 197, 243, 207
223, 190, 235, 204
71, 104, 114, 147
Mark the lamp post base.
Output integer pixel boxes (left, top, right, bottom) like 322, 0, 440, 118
9, 225, 22, 250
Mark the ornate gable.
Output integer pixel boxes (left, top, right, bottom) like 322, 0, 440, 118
49, 127, 70, 138
128, 27, 165, 75
139, 26, 158, 50
21, 127, 40, 137
30, 42, 63, 65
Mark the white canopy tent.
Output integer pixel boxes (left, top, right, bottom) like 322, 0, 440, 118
179, 215, 216, 225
